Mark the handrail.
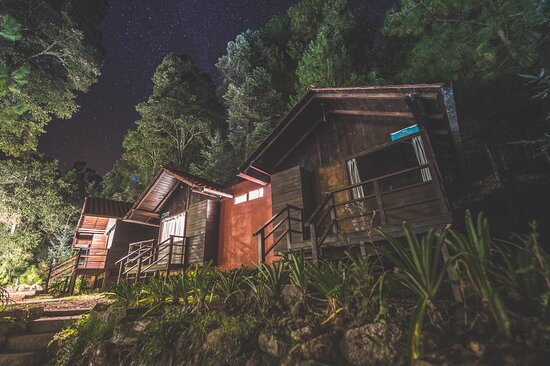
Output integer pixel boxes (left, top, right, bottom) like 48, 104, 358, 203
115, 239, 155, 264
254, 204, 303, 236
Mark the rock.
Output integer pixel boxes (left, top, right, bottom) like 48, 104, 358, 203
290, 326, 317, 342
111, 318, 154, 347
88, 341, 116, 366
281, 285, 304, 307
468, 340, 485, 357
203, 328, 224, 351
299, 333, 336, 363
93, 302, 110, 312
15, 285, 31, 292
30, 284, 43, 291
258, 328, 286, 358
340, 323, 403, 366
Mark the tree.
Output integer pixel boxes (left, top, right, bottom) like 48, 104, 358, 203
384, 0, 550, 83
190, 132, 235, 185
217, 30, 284, 164
0, 0, 107, 156
0, 155, 80, 279
295, 27, 362, 97
107, 54, 223, 200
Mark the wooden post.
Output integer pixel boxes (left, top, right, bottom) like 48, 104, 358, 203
135, 255, 142, 283
165, 236, 174, 282
286, 206, 293, 251
310, 223, 319, 261
329, 196, 338, 234
68, 250, 81, 295
117, 259, 123, 284
44, 267, 53, 292
258, 231, 265, 263
372, 180, 387, 225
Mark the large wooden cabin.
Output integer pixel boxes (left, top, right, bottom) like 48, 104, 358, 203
241, 84, 462, 260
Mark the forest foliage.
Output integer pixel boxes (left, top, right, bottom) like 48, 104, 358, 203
1, 0, 550, 281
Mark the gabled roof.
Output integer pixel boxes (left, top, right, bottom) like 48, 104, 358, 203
124, 166, 232, 224
238, 84, 462, 183
82, 197, 132, 219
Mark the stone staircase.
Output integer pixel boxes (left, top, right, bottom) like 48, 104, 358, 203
0, 309, 87, 366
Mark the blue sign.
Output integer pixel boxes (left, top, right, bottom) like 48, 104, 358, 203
160, 211, 171, 219
390, 124, 420, 141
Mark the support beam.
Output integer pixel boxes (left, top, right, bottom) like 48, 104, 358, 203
327, 109, 413, 119
315, 92, 438, 100
131, 209, 160, 219
274, 117, 323, 169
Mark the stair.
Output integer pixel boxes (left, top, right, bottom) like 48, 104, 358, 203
0, 310, 84, 366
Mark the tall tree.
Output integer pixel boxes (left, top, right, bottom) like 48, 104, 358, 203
295, 27, 361, 97
384, 0, 550, 83
0, 0, 107, 156
108, 54, 223, 199
216, 30, 284, 164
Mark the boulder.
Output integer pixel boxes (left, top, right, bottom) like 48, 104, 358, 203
299, 333, 337, 363
281, 285, 304, 307
258, 328, 286, 358
30, 284, 43, 291
88, 341, 116, 366
202, 328, 224, 351
340, 323, 403, 366
290, 325, 318, 342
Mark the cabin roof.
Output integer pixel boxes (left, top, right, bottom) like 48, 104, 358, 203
82, 197, 132, 219
124, 166, 231, 224
238, 84, 462, 183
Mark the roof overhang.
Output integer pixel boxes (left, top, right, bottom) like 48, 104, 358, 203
238, 84, 461, 183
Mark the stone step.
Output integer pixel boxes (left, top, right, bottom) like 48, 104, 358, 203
0, 351, 44, 366
29, 315, 81, 334
6, 333, 55, 352
43, 308, 90, 317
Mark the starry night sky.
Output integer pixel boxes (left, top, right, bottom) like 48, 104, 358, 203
38, 0, 392, 175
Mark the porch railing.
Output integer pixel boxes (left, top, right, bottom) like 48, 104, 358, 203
254, 204, 304, 263
45, 254, 78, 292
116, 235, 189, 283
77, 247, 108, 270
306, 162, 449, 260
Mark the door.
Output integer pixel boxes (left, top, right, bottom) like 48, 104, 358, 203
158, 213, 186, 264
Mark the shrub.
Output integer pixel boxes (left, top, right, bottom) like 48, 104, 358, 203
53, 311, 119, 366
18, 266, 43, 286
107, 280, 142, 308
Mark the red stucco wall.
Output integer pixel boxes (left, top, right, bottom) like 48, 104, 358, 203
217, 180, 276, 270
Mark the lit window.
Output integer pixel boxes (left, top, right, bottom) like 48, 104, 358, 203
248, 188, 264, 201
234, 194, 247, 204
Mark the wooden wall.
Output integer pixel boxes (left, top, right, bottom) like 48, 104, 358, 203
217, 181, 274, 270
271, 166, 313, 252
105, 221, 158, 270
161, 185, 210, 217
184, 199, 220, 265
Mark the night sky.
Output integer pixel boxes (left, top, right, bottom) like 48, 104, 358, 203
38, 0, 392, 175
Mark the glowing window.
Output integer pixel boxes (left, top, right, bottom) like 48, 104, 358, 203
234, 194, 247, 204
248, 188, 264, 201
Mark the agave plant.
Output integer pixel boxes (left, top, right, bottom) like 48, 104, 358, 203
188, 261, 216, 309
214, 267, 250, 304
142, 276, 169, 307
445, 211, 511, 337
307, 260, 352, 317
255, 260, 288, 297
494, 221, 550, 315
347, 251, 382, 315
379, 225, 451, 364
107, 280, 142, 308
167, 272, 191, 305
285, 251, 310, 294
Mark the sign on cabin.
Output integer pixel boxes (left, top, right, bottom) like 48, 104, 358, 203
390, 124, 420, 141
160, 211, 171, 219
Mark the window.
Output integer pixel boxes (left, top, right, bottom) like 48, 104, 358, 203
234, 194, 247, 205
160, 213, 186, 242
248, 187, 264, 200
234, 188, 264, 205
106, 219, 116, 249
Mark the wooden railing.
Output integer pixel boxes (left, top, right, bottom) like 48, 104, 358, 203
254, 204, 304, 263
306, 162, 449, 260
116, 235, 189, 283
45, 254, 78, 292
77, 247, 108, 270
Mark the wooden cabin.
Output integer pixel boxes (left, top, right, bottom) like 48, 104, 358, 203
46, 197, 156, 293
241, 84, 462, 260
116, 83, 463, 281
118, 167, 231, 280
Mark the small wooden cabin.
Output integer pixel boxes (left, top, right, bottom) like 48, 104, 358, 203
119, 167, 231, 279
46, 197, 156, 293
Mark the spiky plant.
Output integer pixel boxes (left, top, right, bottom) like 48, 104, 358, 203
286, 251, 310, 294
307, 260, 352, 320
379, 225, 451, 364
255, 260, 288, 297
214, 267, 250, 304
106, 280, 142, 308
167, 271, 191, 305
446, 211, 511, 337
142, 276, 169, 308
189, 261, 216, 309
